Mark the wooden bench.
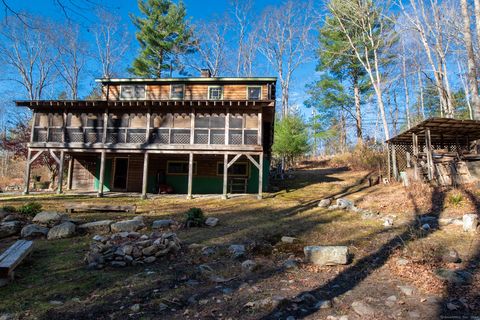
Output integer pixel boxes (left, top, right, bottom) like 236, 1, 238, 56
65, 203, 137, 214
0, 240, 34, 281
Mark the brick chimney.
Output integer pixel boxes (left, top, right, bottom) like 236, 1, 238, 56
200, 68, 212, 78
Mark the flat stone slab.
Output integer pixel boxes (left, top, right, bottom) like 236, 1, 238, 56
47, 222, 76, 240
32, 212, 66, 226
304, 245, 349, 266
110, 219, 145, 233
21, 224, 49, 238
463, 214, 478, 232
152, 220, 174, 229
78, 220, 113, 233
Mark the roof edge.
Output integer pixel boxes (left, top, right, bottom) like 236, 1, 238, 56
95, 77, 277, 83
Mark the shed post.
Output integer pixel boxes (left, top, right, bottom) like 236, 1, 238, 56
258, 153, 264, 199
392, 144, 398, 181
98, 151, 106, 197
23, 149, 32, 195
67, 155, 74, 190
425, 128, 434, 181
187, 152, 193, 199
57, 151, 65, 194
412, 133, 419, 180
387, 142, 391, 181
222, 154, 228, 199
141, 152, 149, 199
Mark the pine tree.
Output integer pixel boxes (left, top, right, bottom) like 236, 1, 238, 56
272, 114, 311, 168
130, 0, 195, 77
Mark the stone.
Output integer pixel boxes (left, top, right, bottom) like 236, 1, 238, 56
144, 256, 156, 263
158, 303, 168, 311
421, 223, 431, 231
0, 221, 22, 238
111, 261, 127, 267
78, 220, 113, 233
383, 217, 394, 227
283, 259, 298, 270
0, 313, 13, 320
434, 269, 473, 285
229, 244, 246, 259
336, 198, 354, 209
47, 221, 76, 240
408, 311, 420, 318
385, 295, 397, 307
351, 301, 375, 316
201, 246, 217, 256
463, 214, 478, 232
398, 285, 415, 296
241, 260, 257, 272
304, 246, 349, 266
49, 300, 64, 306
318, 199, 332, 208
110, 219, 145, 233
123, 245, 134, 256
92, 235, 106, 242
130, 304, 141, 312
281, 236, 297, 244
205, 217, 219, 227
315, 300, 332, 309
32, 212, 66, 226
442, 249, 461, 263
21, 224, 49, 238
142, 245, 158, 256
133, 216, 144, 222
152, 219, 174, 229
3, 215, 17, 222
396, 258, 409, 266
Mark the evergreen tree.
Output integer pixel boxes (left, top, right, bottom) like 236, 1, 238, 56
130, 0, 195, 77
272, 114, 311, 168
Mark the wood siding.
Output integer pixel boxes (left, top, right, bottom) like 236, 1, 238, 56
71, 155, 96, 191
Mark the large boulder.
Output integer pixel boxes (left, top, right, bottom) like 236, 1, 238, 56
110, 219, 145, 233
204, 217, 219, 227
21, 224, 49, 238
318, 199, 332, 208
304, 245, 349, 266
336, 198, 354, 210
229, 244, 246, 259
32, 212, 66, 226
463, 214, 478, 232
78, 220, 113, 233
0, 221, 22, 238
152, 220, 174, 229
47, 221, 76, 240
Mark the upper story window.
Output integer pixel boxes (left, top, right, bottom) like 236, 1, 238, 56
120, 85, 146, 100
208, 86, 223, 100
170, 84, 184, 100
247, 86, 262, 100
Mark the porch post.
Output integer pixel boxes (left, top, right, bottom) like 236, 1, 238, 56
67, 156, 74, 190
141, 152, 149, 199
425, 128, 434, 181
187, 152, 193, 199
23, 149, 32, 195
412, 133, 419, 180
98, 151, 106, 197
387, 142, 391, 181
258, 153, 264, 199
222, 153, 228, 199
392, 144, 398, 181
57, 151, 65, 194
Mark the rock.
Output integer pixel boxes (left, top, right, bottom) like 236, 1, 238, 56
281, 236, 297, 244
49, 300, 64, 306
463, 214, 478, 232
327, 205, 340, 210
383, 217, 394, 227
442, 249, 461, 263
21, 224, 49, 238
435, 269, 473, 285
336, 198, 354, 209
0, 209, 8, 219
201, 246, 217, 256
396, 258, 409, 266
204, 217, 219, 227
385, 295, 397, 307
408, 311, 420, 318
123, 244, 134, 256
144, 256, 156, 263
110, 219, 145, 233
351, 301, 375, 316
315, 300, 332, 309
229, 244, 246, 259
158, 303, 168, 311
47, 221, 76, 240
32, 212, 66, 226
78, 220, 113, 233
133, 216, 144, 222
130, 304, 141, 312
304, 246, 349, 266
283, 259, 298, 270
0, 313, 13, 320
318, 199, 332, 208
446, 302, 460, 311
0, 221, 22, 238
152, 219, 175, 229
421, 223, 431, 231
3, 215, 18, 222
93, 235, 106, 242
398, 285, 415, 296
111, 261, 127, 267
142, 245, 158, 256
241, 260, 257, 272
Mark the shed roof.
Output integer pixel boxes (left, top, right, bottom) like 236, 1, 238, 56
386, 117, 480, 145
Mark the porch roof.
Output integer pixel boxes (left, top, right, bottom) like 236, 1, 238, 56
386, 117, 480, 145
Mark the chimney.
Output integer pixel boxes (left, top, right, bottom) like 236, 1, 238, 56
200, 68, 212, 78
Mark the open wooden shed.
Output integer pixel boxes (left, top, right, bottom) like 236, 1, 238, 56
386, 117, 480, 185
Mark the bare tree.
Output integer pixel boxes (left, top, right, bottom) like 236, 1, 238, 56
231, 0, 254, 77
0, 18, 58, 100
92, 9, 130, 78
257, 1, 317, 117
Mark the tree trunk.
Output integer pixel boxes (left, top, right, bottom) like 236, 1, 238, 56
402, 42, 411, 128
461, 0, 480, 119
353, 77, 363, 145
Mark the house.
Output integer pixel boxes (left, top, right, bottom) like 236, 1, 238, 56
16, 70, 276, 199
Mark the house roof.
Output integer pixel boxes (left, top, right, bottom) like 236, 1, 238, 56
95, 77, 277, 84
386, 117, 480, 145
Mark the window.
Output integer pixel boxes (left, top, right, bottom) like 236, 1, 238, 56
170, 84, 184, 100
217, 162, 249, 176
120, 85, 146, 100
247, 86, 262, 100
208, 86, 223, 100
167, 161, 197, 175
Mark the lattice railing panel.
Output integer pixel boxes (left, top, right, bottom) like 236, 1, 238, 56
150, 129, 169, 144
34, 129, 48, 142
229, 130, 242, 145
127, 129, 146, 144
244, 130, 258, 145
171, 130, 190, 144
210, 130, 225, 144
194, 130, 208, 144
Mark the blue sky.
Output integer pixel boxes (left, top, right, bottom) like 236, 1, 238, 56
0, 0, 318, 112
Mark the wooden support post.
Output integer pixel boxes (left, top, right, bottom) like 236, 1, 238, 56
412, 133, 419, 180
257, 112, 262, 145
190, 110, 195, 144
187, 152, 193, 199
426, 128, 434, 181
387, 143, 391, 181
63, 111, 67, 143
392, 145, 398, 181
222, 154, 228, 199
57, 151, 65, 194
258, 153, 263, 199
23, 149, 32, 195
146, 110, 151, 143
225, 109, 230, 145
141, 152, 149, 199
98, 151, 106, 197
67, 156, 73, 190
102, 109, 108, 144
30, 112, 36, 143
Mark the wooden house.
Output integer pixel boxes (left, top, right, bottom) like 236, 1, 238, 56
16, 71, 276, 199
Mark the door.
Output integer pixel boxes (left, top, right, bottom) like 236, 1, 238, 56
113, 158, 129, 191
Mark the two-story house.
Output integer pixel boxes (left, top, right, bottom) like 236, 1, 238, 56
16, 70, 276, 199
